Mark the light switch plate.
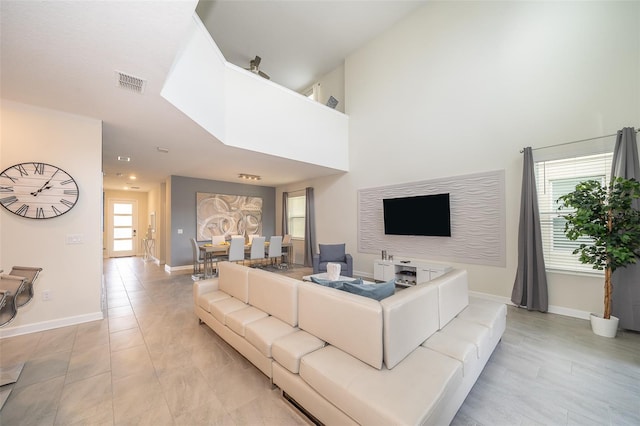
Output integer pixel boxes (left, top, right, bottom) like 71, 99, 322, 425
66, 234, 83, 244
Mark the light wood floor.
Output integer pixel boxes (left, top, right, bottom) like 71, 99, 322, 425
0, 257, 638, 425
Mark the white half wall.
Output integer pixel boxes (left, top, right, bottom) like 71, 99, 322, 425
161, 14, 227, 143
0, 101, 103, 337
162, 14, 349, 172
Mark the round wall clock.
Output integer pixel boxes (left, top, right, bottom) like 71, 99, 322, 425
0, 162, 79, 219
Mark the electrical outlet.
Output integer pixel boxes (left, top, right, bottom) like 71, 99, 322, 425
42, 290, 52, 301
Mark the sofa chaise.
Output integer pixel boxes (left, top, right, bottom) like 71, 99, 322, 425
194, 261, 506, 425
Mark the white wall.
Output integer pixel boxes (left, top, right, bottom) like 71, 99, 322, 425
316, 63, 345, 114
279, 1, 640, 318
0, 101, 103, 337
147, 183, 165, 264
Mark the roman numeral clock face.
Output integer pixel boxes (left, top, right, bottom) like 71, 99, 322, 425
0, 162, 79, 219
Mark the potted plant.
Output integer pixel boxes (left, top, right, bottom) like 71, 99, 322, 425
558, 177, 640, 337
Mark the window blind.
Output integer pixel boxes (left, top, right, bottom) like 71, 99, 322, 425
535, 152, 613, 274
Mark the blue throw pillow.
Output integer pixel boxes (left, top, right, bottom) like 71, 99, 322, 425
341, 279, 396, 301
310, 276, 363, 289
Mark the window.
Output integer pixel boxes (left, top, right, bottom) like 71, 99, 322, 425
287, 194, 306, 239
536, 152, 613, 273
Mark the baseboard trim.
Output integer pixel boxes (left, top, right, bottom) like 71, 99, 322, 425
164, 264, 192, 273
468, 291, 591, 320
0, 311, 104, 339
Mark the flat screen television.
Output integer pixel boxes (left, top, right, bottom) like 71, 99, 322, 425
383, 193, 451, 237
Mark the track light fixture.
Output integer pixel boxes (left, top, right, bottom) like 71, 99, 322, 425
238, 173, 261, 181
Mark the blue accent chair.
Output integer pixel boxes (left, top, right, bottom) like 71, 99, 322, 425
312, 243, 353, 277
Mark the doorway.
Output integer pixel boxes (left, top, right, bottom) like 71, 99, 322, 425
107, 199, 138, 257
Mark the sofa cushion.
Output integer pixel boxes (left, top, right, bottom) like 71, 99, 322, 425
218, 261, 250, 303
245, 316, 298, 358
434, 269, 469, 329
421, 331, 476, 376
197, 290, 231, 313
299, 345, 463, 426
248, 268, 299, 326
272, 330, 325, 374
457, 300, 507, 339
341, 279, 395, 301
318, 244, 346, 263
439, 317, 491, 359
380, 281, 439, 369
225, 306, 269, 337
210, 297, 248, 325
298, 282, 383, 369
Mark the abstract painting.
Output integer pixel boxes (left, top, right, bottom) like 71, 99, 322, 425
196, 192, 262, 241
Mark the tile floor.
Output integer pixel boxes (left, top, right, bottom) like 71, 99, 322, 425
0, 256, 639, 425
0, 257, 309, 425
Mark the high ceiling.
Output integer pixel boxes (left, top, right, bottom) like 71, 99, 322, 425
1, 0, 426, 191
197, 0, 427, 93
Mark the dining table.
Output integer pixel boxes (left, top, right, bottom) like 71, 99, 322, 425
199, 241, 292, 278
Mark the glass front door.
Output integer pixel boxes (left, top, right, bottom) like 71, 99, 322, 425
109, 199, 137, 257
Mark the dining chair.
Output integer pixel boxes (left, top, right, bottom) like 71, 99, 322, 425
211, 235, 226, 245
190, 238, 205, 278
8, 266, 43, 308
208, 235, 228, 275
248, 234, 260, 244
0, 274, 28, 327
281, 234, 292, 268
267, 235, 283, 268
246, 236, 266, 267
227, 235, 246, 264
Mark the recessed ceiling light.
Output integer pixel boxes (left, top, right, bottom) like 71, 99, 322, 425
129, 175, 137, 180
117, 156, 130, 162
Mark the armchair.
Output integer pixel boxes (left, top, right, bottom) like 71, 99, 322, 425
312, 243, 353, 277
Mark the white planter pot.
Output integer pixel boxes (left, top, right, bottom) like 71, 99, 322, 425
589, 313, 619, 338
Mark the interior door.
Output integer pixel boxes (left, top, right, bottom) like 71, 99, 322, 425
108, 199, 138, 257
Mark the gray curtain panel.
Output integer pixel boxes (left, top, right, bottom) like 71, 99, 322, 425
304, 187, 317, 267
281, 192, 289, 235
512, 147, 549, 312
610, 127, 640, 331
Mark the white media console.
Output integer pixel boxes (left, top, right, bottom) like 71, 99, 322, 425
373, 259, 452, 287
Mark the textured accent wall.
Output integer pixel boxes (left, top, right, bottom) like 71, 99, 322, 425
358, 170, 505, 266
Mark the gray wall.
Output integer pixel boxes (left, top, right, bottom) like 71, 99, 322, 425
170, 175, 276, 267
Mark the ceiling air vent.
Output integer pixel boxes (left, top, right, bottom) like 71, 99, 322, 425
115, 71, 146, 94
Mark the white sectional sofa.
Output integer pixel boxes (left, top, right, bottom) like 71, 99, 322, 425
194, 262, 506, 425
